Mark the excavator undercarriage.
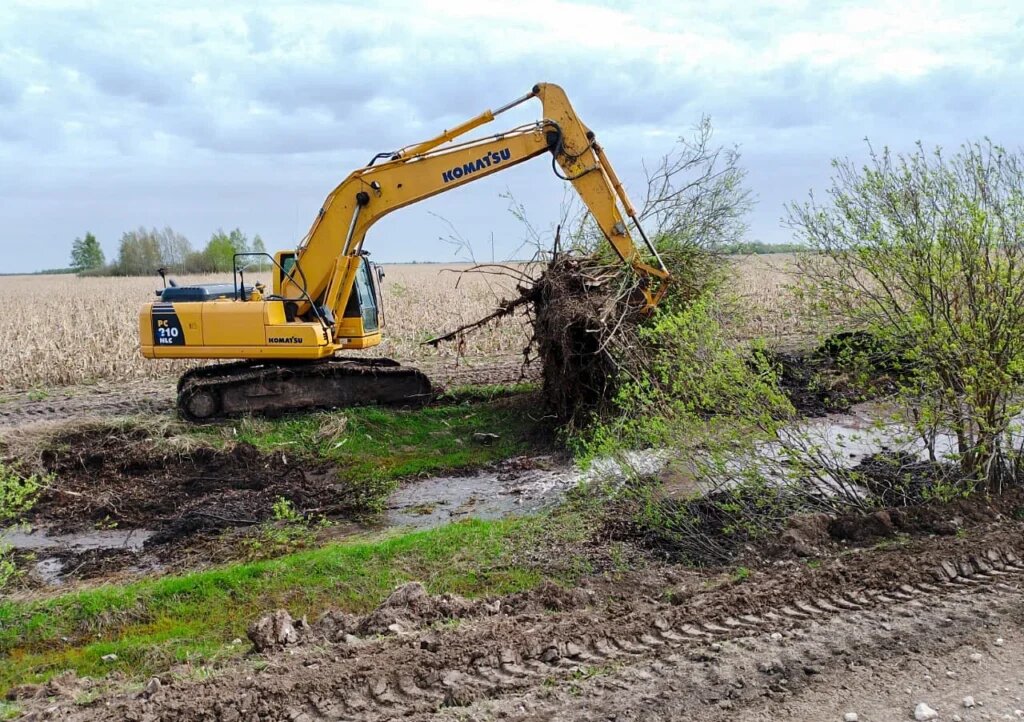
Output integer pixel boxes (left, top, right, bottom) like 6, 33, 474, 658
176, 359, 432, 422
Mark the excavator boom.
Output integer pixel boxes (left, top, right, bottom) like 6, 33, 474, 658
139, 83, 670, 420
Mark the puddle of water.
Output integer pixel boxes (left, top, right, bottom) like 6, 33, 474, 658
386, 456, 576, 529
2, 526, 155, 587
0, 527, 154, 551
34, 557, 65, 585
385, 450, 669, 531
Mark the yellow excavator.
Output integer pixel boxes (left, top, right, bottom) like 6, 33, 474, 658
139, 83, 670, 420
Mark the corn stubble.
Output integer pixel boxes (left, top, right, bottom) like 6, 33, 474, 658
0, 256, 809, 392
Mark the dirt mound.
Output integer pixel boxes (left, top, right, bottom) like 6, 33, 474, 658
612, 466, 1024, 566
23, 524, 1024, 722
307, 581, 592, 646
777, 512, 832, 557
25, 427, 349, 544
499, 580, 593, 614
248, 610, 303, 651
846, 451, 948, 506
827, 509, 896, 541
357, 582, 479, 635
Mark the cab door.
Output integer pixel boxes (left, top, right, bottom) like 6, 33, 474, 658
351, 257, 379, 332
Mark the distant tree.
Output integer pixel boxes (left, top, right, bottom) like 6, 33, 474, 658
115, 228, 163, 275
251, 234, 268, 271
156, 227, 192, 272
719, 241, 807, 255
70, 232, 105, 271
183, 249, 214, 274
203, 228, 250, 272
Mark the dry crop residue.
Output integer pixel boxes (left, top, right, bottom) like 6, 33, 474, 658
0, 266, 533, 392
19, 522, 1024, 721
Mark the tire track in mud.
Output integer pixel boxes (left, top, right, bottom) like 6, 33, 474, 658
326, 546, 1024, 722
0, 359, 534, 430
0, 391, 174, 428
43, 535, 1024, 721
454, 547, 1024, 722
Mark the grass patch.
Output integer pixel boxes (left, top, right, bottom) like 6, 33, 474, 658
221, 393, 550, 483
0, 513, 581, 694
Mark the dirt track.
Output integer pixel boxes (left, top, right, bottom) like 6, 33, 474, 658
15, 523, 1024, 721
0, 357, 533, 429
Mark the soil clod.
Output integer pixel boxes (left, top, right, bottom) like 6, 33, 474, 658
248, 610, 301, 652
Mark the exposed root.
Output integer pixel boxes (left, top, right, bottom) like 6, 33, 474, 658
427, 253, 659, 425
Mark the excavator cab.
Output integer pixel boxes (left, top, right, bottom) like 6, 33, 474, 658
273, 251, 298, 296
346, 257, 381, 333
273, 250, 382, 336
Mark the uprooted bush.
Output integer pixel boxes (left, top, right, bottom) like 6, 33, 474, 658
433, 117, 751, 427
527, 243, 725, 426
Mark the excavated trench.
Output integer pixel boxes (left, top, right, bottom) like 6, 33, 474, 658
7, 399, 1017, 587
0, 347, 977, 586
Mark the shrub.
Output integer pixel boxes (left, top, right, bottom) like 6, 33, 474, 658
789, 139, 1024, 489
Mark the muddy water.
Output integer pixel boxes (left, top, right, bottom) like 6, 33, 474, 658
386, 450, 665, 530
390, 403, 979, 531
790, 402, 959, 465
2, 452, 664, 585
4, 403, 977, 586
0, 527, 156, 584
0, 528, 154, 551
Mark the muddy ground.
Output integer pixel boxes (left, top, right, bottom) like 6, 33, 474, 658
6, 344, 966, 721
0, 342, 871, 429
3, 426, 350, 583
2, 423, 577, 587
11, 506, 1024, 721
0, 345, 865, 587
0, 357, 537, 429
0, 355, 546, 584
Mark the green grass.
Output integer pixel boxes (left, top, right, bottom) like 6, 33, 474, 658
222, 394, 549, 483
0, 515, 579, 694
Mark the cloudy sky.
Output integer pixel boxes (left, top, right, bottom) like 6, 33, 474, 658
1, 0, 1021, 273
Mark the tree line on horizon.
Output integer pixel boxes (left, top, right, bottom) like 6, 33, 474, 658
70, 227, 268, 276
64, 229, 807, 277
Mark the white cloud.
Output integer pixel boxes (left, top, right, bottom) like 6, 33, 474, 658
0, 0, 1021, 271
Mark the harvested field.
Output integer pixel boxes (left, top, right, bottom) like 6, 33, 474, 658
0, 256, 806, 393
0, 264, 535, 392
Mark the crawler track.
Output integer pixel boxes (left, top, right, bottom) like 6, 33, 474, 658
176, 358, 433, 421
0, 355, 535, 429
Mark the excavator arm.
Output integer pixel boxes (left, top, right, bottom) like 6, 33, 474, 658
283, 83, 670, 326
141, 82, 670, 421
